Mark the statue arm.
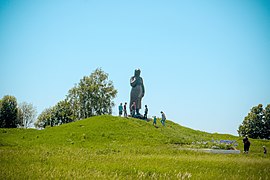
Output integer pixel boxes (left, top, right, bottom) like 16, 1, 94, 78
141, 78, 145, 97
130, 77, 137, 87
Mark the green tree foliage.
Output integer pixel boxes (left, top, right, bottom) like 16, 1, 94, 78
0, 95, 18, 128
35, 68, 117, 128
52, 100, 73, 125
66, 68, 117, 120
35, 108, 53, 128
19, 102, 37, 128
0, 99, 2, 127
17, 107, 23, 127
263, 104, 270, 139
35, 101, 74, 129
238, 104, 270, 139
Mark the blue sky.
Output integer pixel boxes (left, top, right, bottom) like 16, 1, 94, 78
1, 0, 270, 135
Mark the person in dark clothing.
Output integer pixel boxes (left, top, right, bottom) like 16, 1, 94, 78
124, 102, 128, 118
243, 135, 251, 154
144, 105, 148, 119
263, 146, 267, 156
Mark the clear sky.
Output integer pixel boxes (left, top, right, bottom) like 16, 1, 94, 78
1, 0, 270, 135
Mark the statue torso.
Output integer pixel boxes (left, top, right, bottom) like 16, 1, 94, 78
130, 76, 143, 87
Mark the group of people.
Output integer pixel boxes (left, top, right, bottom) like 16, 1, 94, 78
153, 111, 166, 127
118, 102, 128, 118
118, 102, 149, 119
118, 102, 167, 126
118, 102, 145, 118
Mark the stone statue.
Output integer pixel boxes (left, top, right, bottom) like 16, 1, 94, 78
130, 69, 145, 117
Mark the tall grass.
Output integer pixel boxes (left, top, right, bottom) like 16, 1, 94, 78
1, 115, 269, 179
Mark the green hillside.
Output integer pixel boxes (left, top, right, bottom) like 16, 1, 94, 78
1, 115, 270, 179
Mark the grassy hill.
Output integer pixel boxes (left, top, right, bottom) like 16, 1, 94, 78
1, 115, 269, 179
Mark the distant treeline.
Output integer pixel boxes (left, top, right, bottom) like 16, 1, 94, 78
0, 68, 117, 129
0, 95, 36, 128
34, 68, 117, 128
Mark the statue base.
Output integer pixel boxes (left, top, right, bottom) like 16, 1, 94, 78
133, 114, 151, 121
134, 114, 144, 119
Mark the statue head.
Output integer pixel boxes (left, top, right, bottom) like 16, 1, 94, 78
134, 69, 141, 77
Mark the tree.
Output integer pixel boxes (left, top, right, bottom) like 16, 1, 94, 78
0, 99, 2, 127
35, 108, 53, 128
35, 68, 118, 128
52, 100, 73, 125
0, 95, 18, 128
263, 104, 270, 139
238, 104, 270, 139
19, 102, 37, 128
17, 107, 23, 127
66, 86, 80, 121
66, 68, 117, 120
35, 100, 74, 128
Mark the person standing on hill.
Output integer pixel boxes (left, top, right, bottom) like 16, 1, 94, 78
118, 103, 123, 117
263, 146, 267, 156
243, 135, 251, 154
153, 116, 157, 126
160, 111, 166, 126
144, 105, 148, 119
123, 102, 128, 118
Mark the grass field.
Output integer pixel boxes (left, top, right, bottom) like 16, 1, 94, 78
1, 115, 269, 179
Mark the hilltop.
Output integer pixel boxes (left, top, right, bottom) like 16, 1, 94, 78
1, 115, 270, 179
1, 115, 237, 148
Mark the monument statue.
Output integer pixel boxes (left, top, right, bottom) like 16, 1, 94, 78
130, 69, 145, 117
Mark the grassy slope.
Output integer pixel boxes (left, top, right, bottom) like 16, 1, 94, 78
1, 115, 270, 179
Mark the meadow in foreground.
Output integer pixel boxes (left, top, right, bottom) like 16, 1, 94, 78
1, 115, 269, 179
